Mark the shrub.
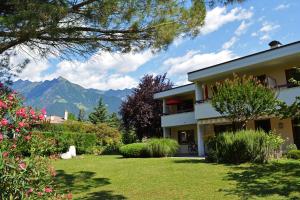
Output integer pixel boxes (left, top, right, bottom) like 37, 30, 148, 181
206, 130, 284, 164
286, 144, 298, 152
35, 121, 122, 154
287, 150, 300, 159
120, 138, 179, 158
146, 138, 179, 157
0, 84, 64, 199
119, 143, 149, 158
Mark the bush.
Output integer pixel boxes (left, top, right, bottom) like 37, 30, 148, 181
206, 130, 284, 164
287, 150, 300, 159
146, 138, 179, 157
35, 121, 122, 154
119, 138, 179, 158
119, 143, 149, 158
286, 144, 298, 152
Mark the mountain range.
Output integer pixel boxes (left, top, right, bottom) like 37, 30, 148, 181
12, 77, 132, 117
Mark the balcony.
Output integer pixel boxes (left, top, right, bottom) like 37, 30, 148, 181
195, 86, 300, 120
161, 111, 196, 127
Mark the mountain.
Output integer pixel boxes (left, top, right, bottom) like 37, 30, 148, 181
12, 77, 132, 117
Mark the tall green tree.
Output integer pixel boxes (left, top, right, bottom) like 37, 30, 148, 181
67, 112, 76, 121
212, 74, 279, 130
107, 112, 121, 129
120, 74, 173, 139
77, 108, 85, 122
89, 98, 108, 124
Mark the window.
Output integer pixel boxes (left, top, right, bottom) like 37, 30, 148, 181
214, 124, 234, 135
285, 68, 300, 88
178, 130, 195, 145
255, 119, 271, 133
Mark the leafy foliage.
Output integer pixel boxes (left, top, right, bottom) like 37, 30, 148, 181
77, 108, 85, 122
212, 74, 278, 129
67, 112, 76, 121
146, 138, 179, 157
205, 130, 284, 164
0, 0, 209, 56
89, 98, 108, 124
287, 150, 300, 160
119, 138, 179, 158
0, 84, 66, 199
119, 143, 149, 158
120, 74, 173, 139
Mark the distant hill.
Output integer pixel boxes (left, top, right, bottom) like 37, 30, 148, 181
12, 77, 132, 117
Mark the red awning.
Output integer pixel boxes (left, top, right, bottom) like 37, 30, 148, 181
166, 99, 182, 105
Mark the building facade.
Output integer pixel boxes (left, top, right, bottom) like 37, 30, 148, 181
154, 41, 300, 156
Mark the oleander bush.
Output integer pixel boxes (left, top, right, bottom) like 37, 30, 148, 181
287, 150, 300, 159
0, 84, 67, 199
119, 138, 179, 158
205, 130, 284, 164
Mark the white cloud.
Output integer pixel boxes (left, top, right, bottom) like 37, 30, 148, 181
163, 50, 236, 75
252, 21, 280, 41
235, 21, 251, 36
274, 4, 290, 11
17, 50, 153, 90
222, 36, 238, 49
201, 7, 253, 35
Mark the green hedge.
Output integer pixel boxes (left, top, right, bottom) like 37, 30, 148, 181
119, 138, 179, 158
33, 121, 122, 155
205, 130, 284, 164
119, 143, 149, 158
287, 150, 300, 159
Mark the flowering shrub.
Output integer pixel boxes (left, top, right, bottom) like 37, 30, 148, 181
0, 84, 70, 199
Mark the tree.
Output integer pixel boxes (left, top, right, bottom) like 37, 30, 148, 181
67, 112, 76, 121
89, 98, 108, 124
77, 108, 85, 122
0, 0, 208, 56
211, 74, 279, 130
107, 112, 121, 129
120, 74, 173, 139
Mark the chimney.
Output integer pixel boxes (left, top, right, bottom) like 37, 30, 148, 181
64, 110, 68, 120
268, 40, 282, 49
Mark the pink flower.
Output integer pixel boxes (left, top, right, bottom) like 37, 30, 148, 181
11, 144, 16, 149
29, 109, 35, 116
0, 133, 3, 142
38, 114, 44, 120
2, 152, 8, 158
24, 135, 31, 141
66, 193, 73, 200
8, 94, 14, 101
26, 188, 33, 196
41, 108, 47, 115
1, 118, 8, 126
44, 187, 52, 193
15, 128, 20, 133
0, 100, 7, 109
18, 121, 25, 128
19, 162, 26, 170
16, 108, 26, 118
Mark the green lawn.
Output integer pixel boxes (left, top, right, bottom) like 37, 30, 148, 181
53, 155, 300, 200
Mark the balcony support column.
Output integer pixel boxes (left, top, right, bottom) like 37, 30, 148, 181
195, 82, 203, 102
163, 127, 170, 138
197, 123, 205, 157
162, 98, 168, 114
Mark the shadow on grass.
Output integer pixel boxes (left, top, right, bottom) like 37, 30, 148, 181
222, 160, 300, 199
55, 170, 127, 199
172, 159, 207, 164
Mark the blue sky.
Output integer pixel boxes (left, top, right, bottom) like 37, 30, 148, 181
18, 0, 300, 90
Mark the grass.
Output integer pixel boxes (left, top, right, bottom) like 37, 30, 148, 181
53, 155, 300, 200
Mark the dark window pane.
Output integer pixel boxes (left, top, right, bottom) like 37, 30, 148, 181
178, 130, 195, 145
